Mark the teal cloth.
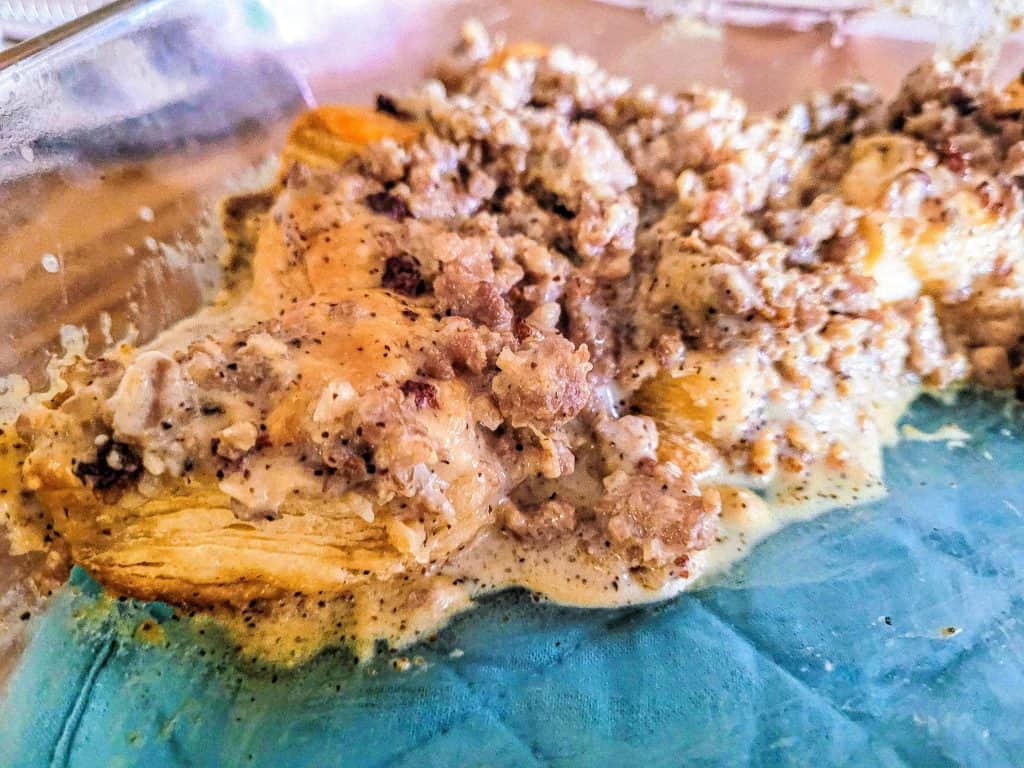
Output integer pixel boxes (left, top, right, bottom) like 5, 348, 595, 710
2, 391, 1022, 767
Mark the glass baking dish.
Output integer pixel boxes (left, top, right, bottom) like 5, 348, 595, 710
2, 2, 1024, 765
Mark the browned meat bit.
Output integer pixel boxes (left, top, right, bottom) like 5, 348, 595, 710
763, 194, 861, 267
563, 272, 619, 382
491, 336, 592, 429
185, 332, 296, 400
319, 440, 376, 482
887, 56, 987, 130
434, 271, 512, 328
573, 195, 638, 277
399, 134, 492, 220
501, 498, 577, 543
220, 190, 275, 272
382, 254, 427, 297
594, 462, 720, 573
375, 94, 415, 122
365, 191, 411, 220
400, 380, 439, 409
528, 45, 630, 118
886, 56, 1024, 179
73, 439, 142, 492
783, 81, 884, 142
511, 315, 538, 343
933, 138, 971, 175
420, 317, 496, 379
527, 120, 638, 264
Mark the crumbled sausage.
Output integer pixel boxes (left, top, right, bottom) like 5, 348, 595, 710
501, 498, 577, 542
434, 271, 512, 328
382, 254, 427, 297
400, 380, 439, 409
492, 337, 592, 429
73, 439, 142, 491
595, 463, 720, 573
365, 191, 411, 220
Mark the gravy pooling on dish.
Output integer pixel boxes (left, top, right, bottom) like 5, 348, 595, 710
7, 24, 1024, 662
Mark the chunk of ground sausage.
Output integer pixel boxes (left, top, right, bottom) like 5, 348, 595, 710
595, 462, 720, 570
420, 316, 497, 379
501, 499, 577, 542
433, 271, 513, 329
491, 336, 592, 429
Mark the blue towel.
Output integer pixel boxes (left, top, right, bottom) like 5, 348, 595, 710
2, 390, 1021, 767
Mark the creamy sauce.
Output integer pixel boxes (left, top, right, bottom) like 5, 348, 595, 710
194, 378, 916, 665
212, 457, 898, 665
901, 423, 971, 444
